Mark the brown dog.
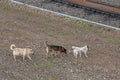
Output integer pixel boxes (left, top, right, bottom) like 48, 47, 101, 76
10, 44, 34, 61
44, 41, 67, 57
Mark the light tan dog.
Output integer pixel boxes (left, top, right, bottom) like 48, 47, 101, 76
10, 44, 34, 61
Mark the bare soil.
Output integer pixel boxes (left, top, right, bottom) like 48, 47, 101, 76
0, 0, 120, 80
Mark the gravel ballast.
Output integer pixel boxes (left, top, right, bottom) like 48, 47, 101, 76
90, 0, 120, 8
14, 0, 120, 28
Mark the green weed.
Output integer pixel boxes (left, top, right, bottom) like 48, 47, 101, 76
111, 39, 120, 45
51, 77, 59, 80
85, 72, 94, 78
76, 67, 82, 72
33, 61, 54, 70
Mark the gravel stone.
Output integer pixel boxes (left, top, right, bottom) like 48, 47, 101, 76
90, 0, 120, 8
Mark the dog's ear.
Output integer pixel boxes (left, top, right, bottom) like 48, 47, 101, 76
86, 45, 90, 50
87, 45, 89, 49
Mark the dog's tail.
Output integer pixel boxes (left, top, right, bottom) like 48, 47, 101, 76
44, 41, 48, 47
10, 44, 16, 50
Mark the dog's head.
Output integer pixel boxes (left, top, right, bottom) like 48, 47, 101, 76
87, 45, 89, 49
61, 47, 67, 54
85, 45, 89, 50
29, 49, 34, 55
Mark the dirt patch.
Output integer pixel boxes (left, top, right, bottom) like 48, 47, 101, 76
0, 0, 120, 80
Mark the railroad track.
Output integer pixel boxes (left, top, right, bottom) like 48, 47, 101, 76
52, 0, 120, 18
11, 0, 120, 30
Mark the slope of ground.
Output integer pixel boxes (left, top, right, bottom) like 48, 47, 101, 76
0, 0, 120, 80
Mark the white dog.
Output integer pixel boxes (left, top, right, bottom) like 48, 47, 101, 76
72, 45, 89, 58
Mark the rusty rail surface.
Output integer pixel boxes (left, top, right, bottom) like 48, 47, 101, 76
54, 0, 120, 16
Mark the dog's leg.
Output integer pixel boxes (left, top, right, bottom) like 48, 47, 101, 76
60, 52, 64, 59
79, 51, 82, 57
84, 52, 88, 57
79, 52, 82, 57
45, 47, 49, 57
27, 55, 32, 60
46, 51, 51, 57
22, 49, 26, 61
23, 55, 26, 61
53, 51, 57, 57
13, 55, 16, 61
45, 52, 48, 57
74, 52, 78, 58
57, 52, 62, 58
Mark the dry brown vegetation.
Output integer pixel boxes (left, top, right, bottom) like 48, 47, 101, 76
0, 0, 120, 80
